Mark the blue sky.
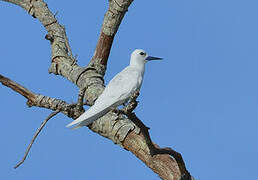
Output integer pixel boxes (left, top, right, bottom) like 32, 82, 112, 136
1, 0, 258, 179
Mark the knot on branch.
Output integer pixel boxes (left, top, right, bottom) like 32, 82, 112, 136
66, 104, 85, 119
45, 34, 54, 43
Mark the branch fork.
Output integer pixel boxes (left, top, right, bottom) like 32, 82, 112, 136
1, 0, 193, 179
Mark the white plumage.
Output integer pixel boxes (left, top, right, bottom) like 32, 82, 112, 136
66, 49, 162, 129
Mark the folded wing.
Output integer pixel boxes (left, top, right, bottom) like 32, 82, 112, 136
66, 67, 140, 129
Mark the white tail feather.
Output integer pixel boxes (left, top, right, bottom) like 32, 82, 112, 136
66, 103, 113, 129
72, 107, 111, 129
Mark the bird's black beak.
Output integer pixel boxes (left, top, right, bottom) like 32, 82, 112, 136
146, 56, 163, 61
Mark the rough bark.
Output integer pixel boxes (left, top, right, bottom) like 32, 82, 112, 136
1, 0, 194, 180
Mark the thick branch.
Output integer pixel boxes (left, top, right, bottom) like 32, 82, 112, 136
119, 92, 192, 180
123, 132, 181, 180
1, 0, 132, 105
2, 0, 88, 91
123, 116, 192, 180
89, 0, 133, 74
1, 1, 193, 179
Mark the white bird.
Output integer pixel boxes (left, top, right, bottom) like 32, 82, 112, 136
66, 49, 162, 129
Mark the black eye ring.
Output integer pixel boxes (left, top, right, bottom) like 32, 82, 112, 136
139, 52, 145, 55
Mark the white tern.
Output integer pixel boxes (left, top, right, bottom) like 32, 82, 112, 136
66, 49, 162, 129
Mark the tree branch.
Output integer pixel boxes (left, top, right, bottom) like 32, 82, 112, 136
0, 74, 36, 105
0, 74, 84, 119
1, 1, 194, 179
14, 110, 60, 169
119, 91, 192, 180
88, 0, 134, 74
1, 0, 132, 105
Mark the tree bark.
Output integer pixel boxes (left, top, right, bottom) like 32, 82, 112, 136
1, 0, 194, 179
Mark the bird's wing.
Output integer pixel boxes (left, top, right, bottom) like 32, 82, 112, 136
102, 67, 140, 103
66, 66, 140, 128
66, 100, 116, 128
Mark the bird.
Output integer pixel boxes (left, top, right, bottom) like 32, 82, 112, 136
66, 49, 162, 129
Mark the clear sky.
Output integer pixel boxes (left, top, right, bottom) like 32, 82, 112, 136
1, 0, 258, 180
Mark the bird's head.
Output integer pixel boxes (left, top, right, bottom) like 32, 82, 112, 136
130, 49, 162, 67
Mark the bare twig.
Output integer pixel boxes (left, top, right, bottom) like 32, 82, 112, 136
0, 74, 36, 104
14, 110, 60, 169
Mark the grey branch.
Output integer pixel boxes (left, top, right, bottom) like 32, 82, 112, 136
14, 110, 60, 169
1, 0, 193, 179
0, 74, 84, 119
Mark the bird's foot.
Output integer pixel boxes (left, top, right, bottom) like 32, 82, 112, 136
111, 108, 123, 116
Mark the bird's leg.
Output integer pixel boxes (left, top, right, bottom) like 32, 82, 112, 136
111, 108, 120, 114
121, 89, 140, 114
130, 89, 140, 102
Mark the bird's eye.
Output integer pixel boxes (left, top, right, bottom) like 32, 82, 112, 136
139, 52, 145, 56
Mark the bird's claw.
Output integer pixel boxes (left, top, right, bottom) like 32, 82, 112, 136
112, 108, 123, 116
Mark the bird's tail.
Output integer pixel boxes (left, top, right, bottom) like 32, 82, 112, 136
66, 105, 112, 129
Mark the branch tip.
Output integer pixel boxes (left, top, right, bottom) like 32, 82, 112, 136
14, 110, 60, 169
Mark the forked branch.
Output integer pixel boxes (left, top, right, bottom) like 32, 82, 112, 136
1, 0, 194, 179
